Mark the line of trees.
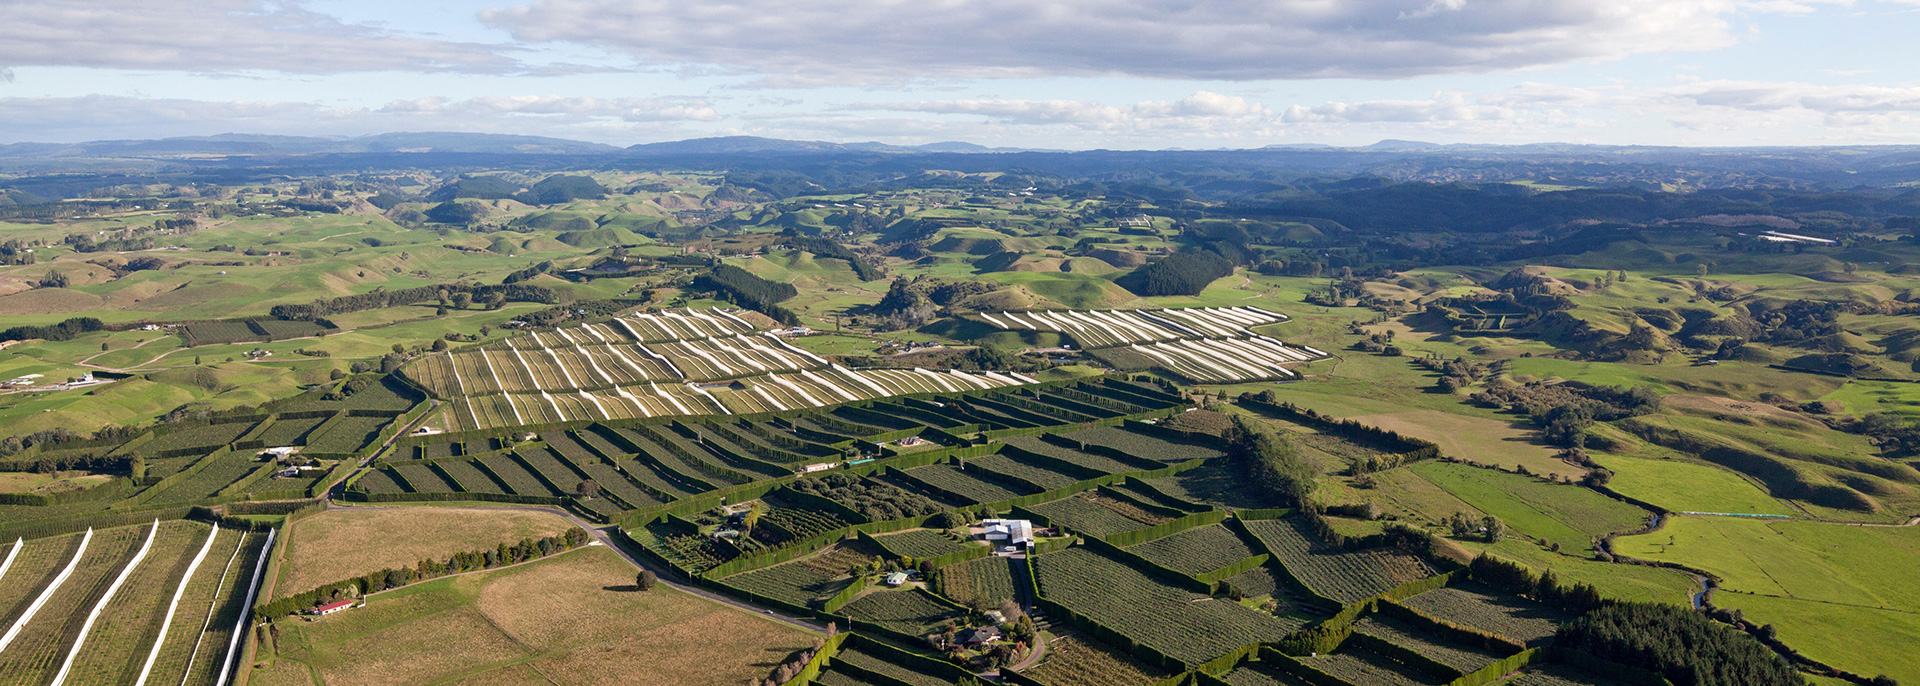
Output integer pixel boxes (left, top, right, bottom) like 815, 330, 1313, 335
268, 283, 562, 320
255, 527, 590, 620
693, 264, 801, 325
0, 316, 105, 343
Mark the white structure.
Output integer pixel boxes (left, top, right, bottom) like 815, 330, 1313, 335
981, 519, 1034, 546
885, 572, 909, 587
798, 462, 837, 474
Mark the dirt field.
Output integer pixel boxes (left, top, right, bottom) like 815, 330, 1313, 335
1347, 409, 1584, 479
273, 506, 576, 598
255, 546, 815, 686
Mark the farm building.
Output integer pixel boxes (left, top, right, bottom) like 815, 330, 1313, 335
310, 599, 356, 616
981, 519, 1033, 546
798, 462, 837, 474
957, 626, 1000, 646
885, 572, 909, 587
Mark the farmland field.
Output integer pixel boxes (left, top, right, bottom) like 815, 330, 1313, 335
1613, 515, 1920, 682
1305, 643, 1434, 686
1025, 493, 1168, 539
1589, 454, 1793, 516
870, 529, 973, 559
1396, 583, 1568, 646
273, 507, 576, 599
0, 521, 267, 686
251, 545, 815, 686
1218, 661, 1316, 686
1060, 426, 1224, 463
831, 645, 962, 686
1033, 547, 1301, 667
1018, 633, 1172, 686
1410, 461, 1651, 552
898, 464, 1032, 504
1241, 517, 1436, 604
1352, 613, 1510, 673
721, 543, 872, 608
839, 589, 967, 638
1123, 523, 1260, 576
930, 555, 1016, 609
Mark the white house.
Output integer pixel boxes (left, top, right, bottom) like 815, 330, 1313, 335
885, 572, 909, 587
980, 519, 1034, 546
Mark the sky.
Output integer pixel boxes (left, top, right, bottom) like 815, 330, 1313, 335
2, 0, 1919, 149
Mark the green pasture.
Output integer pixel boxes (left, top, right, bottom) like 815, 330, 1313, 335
1614, 515, 1920, 609
1412, 461, 1650, 551
1591, 454, 1793, 516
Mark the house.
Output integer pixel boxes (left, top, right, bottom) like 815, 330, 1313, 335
311, 599, 355, 616
885, 572, 909, 587
798, 462, 837, 474
957, 626, 1000, 646
980, 519, 1034, 546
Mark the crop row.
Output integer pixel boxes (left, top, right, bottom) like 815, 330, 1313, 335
976, 307, 1288, 349
839, 590, 967, 641
1240, 517, 1436, 604
1025, 494, 1167, 539
721, 543, 871, 608
1122, 523, 1260, 576
1063, 426, 1225, 464
870, 529, 972, 559
895, 465, 1033, 505
633, 523, 734, 573
929, 555, 1016, 610
1126, 336, 1318, 384
1351, 614, 1510, 673
1033, 547, 1300, 667
1396, 584, 1568, 646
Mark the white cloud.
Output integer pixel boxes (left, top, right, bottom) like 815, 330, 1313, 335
379, 96, 720, 122
0, 0, 518, 74
0, 94, 720, 143
860, 92, 1273, 134
481, 0, 1756, 82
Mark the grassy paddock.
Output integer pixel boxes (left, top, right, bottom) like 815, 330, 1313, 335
272, 506, 576, 600
254, 545, 815, 686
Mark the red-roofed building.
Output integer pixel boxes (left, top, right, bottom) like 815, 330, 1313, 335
311, 599, 356, 616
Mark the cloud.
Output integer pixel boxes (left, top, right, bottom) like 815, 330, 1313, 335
0, 94, 720, 143
859, 92, 1273, 134
0, 0, 519, 74
379, 95, 720, 122
481, 0, 1756, 82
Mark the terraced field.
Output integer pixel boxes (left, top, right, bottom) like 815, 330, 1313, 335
897, 465, 1032, 504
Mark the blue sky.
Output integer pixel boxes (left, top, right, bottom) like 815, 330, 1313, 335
2, 0, 1918, 148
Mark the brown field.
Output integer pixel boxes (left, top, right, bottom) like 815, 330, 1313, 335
1346, 409, 1582, 478
273, 506, 576, 599
255, 546, 815, 686
1019, 633, 1169, 686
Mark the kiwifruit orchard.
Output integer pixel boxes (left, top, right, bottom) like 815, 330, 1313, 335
0, 152, 1913, 686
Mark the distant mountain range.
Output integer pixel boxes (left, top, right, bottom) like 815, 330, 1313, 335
0, 133, 1048, 158
9, 132, 1920, 192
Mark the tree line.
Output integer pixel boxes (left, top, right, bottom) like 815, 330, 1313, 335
693, 264, 801, 325
268, 283, 562, 320
255, 527, 591, 621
